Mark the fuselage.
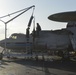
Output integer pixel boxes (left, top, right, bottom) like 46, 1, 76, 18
0, 22, 76, 52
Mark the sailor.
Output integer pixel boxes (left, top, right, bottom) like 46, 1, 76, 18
26, 28, 29, 38
36, 23, 41, 37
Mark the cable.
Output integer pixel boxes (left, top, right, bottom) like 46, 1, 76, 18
0, 5, 35, 19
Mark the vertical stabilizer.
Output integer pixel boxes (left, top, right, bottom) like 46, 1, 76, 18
67, 22, 76, 51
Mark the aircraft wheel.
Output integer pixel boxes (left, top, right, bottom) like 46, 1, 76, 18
57, 50, 64, 57
63, 51, 70, 60
0, 53, 3, 60
7, 56, 11, 59
35, 55, 38, 61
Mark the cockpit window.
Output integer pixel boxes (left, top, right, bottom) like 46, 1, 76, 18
11, 36, 17, 39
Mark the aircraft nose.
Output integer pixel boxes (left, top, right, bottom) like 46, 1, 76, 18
0, 40, 5, 47
0, 40, 2, 45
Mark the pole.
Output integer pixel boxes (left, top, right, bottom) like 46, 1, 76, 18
0, 20, 7, 53
5, 23, 7, 52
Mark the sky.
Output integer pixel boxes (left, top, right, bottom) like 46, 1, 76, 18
0, 0, 76, 40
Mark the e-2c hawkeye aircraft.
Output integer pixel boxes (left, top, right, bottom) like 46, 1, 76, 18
0, 11, 76, 59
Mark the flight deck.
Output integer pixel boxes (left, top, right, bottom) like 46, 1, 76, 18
0, 56, 76, 75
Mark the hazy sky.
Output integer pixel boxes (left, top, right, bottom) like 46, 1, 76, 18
0, 0, 76, 40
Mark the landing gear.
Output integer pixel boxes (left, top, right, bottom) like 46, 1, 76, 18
0, 48, 11, 59
57, 50, 70, 61
0, 49, 5, 60
0, 53, 3, 60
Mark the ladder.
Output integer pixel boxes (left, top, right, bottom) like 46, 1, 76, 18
69, 35, 76, 51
